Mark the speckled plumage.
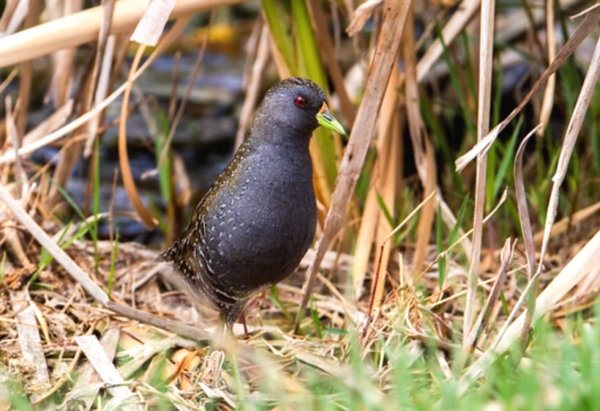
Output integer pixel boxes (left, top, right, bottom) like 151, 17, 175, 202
159, 78, 331, 326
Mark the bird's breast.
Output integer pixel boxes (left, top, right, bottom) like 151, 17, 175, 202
198, 143, 316, 292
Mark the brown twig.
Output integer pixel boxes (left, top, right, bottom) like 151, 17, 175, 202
294, 0, 412, 332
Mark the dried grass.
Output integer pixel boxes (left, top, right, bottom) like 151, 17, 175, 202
1, 0, 600, 409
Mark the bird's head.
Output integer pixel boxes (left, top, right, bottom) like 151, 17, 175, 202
255, 77, 346, 139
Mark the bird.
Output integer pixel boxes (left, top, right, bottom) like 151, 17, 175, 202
158, 77, 345, 327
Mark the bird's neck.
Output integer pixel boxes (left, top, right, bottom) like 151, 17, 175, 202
249, 113, 312, 150
239, 126, 313, 185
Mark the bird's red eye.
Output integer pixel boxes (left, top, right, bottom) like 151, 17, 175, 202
294, 96, 306, 108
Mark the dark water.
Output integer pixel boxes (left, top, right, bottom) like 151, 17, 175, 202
26, 50, 248, 244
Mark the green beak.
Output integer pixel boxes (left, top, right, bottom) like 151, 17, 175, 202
316, 103, 346, 136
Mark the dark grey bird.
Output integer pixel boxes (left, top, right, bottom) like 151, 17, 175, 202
159, 77, 345, 327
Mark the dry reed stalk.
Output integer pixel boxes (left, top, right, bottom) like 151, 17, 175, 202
14, 0, 39, 140
47, 0, 81, 110
416, 0, 480, 82
130, 0, 176, 46
462, 238, 514, 358
371, 81, 401, 309
46, 1, 88, 206
235, 23, 270, 149
83, 0, 117, 157
351, 67, 400, 300
308, 0, 356, 126
514, 127, 542, 280
295, 0, 412, 330
0, 0, 27, 36
403, 7, 437, 277
462, 0, 496, 348
118, 45, 157, 228
514, 126, 543, 343
456, 4, 600, 172
4, 97, 27, 198
532, 202, 600, 246
536, 31, 600, 274
537, 0, 557, 137
346, 0, 383, 36
0, 0, 243, 67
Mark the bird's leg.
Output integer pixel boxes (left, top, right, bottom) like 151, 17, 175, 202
225, 299, 248, 330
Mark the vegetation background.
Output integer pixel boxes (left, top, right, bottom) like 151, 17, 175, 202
1, 0, 600, 409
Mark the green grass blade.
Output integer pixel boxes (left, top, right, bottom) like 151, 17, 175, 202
261, 0, 295, 71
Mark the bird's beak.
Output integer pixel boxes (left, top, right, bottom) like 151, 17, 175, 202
316, 102, 346, 136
